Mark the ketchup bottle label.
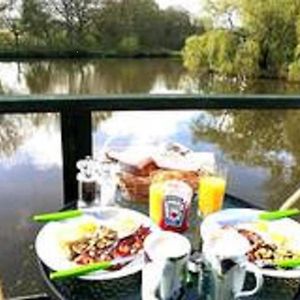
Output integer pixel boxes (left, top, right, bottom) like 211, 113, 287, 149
164, 195, 185, 228
160, 180, 193, 232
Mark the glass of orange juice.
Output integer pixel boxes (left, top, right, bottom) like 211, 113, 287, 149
149, 181, 164, 225
198, 167, 227, 218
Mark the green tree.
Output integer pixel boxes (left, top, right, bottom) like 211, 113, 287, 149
159, 8, 195, 50
45, 0, 101, 48
118, 35, 140, 55
91, 0, 122, 49
0, 0, 23, 49
183, 0, 300, 81
92, 0, 161, 51
183, 29, 239, 76
124, 0, 161, 49
234, 39, 260, 78
0, 0, 198, 54
21, 0, 53, 48
239, 0, 299, 76
92, 0, 195, 52
182, 35, 210, 74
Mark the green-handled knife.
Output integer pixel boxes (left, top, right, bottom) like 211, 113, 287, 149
33, 207, 108, 222
217, 209, 300, 226
257, 258, 300, 269
275, 258, 300, 269
259, 209, 300, 221
49, 255, 136, 280
33, 209, 83, 222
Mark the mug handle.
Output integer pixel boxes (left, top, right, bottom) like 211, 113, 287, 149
234, 263, 264, 299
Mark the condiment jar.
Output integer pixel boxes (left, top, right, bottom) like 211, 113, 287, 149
77, 171, 100, 208
150, 178, 193, 233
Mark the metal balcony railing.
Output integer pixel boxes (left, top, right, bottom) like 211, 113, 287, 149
1, 94, 300, 203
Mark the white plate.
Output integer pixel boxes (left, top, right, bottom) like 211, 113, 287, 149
201, 208, 300, 278
35, 206, 159, 280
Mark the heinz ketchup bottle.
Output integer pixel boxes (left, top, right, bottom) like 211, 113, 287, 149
158, 180, 193, 233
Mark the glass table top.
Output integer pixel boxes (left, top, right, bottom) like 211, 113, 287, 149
37, 195, 300, 300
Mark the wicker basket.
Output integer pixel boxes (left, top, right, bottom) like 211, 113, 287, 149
118, 172, 151, 203
118, 169, 201, 203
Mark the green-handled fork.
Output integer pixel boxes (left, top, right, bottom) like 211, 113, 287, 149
217, 209, 300, 226
256, 258, 300, 270
49, 255, 137, 280
32, 208, 111, 222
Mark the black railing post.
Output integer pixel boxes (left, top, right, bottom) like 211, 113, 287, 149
61, 109, 92, 204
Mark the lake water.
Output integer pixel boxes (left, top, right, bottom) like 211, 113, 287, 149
1, 58, 300, 297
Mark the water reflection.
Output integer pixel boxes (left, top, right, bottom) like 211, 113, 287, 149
0, 59, 186, 94
191, 110, 300, 208
93, 111, 262, 208
2, 59, 300, 94
93, 110, 200, 148
93, 111, 113, 131
93, 110, 300, 209
0, 113, 61, 168
0, 113, 62, 297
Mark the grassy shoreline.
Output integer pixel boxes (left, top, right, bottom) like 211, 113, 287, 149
0, 49, 182, 61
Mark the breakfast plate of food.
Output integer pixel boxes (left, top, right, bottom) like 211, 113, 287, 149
201, 208, 300, 278
35, 207, 158, 280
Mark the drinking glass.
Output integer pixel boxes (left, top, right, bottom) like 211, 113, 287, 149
198, 166, 227, 218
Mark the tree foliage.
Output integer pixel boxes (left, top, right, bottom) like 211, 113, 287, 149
91, 0, 197, 51
0, 0, 200, 54
118, 35, 140, 55
159, 8, 195, 50
21, 0, 53, 47
45, 0, 100, 47
183, 30, 239, 76
183, 0, 300, 81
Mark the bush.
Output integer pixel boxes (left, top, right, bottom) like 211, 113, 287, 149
182, 30, 238, 76
288, 60, 300, 81
0, 30, 14, 49
234, 39, 260, 78
182, 35, 209, 73
118, 35, 140, 55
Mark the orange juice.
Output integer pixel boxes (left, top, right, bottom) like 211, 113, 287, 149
198, 175, 226, 217
149, 182, 164, 225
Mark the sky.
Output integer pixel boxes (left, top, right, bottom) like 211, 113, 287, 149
157, 0, 202, 15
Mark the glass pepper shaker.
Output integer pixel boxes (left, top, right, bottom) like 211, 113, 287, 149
77, 172, 100, 208
76, 156, 101, 208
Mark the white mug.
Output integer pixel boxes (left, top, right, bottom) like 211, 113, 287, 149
205, 257, 263, 300
202, 229, 263, 300
142, 231, 191, 300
